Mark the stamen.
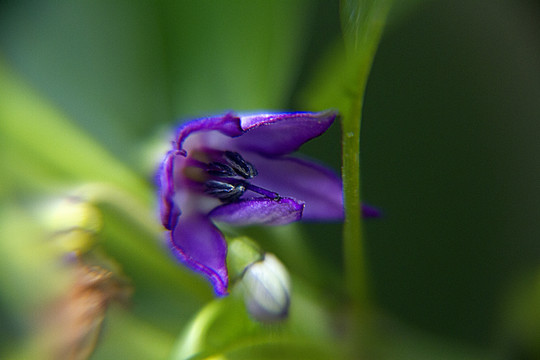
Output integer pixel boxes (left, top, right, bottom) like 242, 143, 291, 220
224, 151, 258, 179
207, 162, 237, 178
202, 150, 279, 203
205, 180, 246, 202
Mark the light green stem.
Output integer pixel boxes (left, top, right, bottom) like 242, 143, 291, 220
342, 71, 369, 308
340, 0, 392, 310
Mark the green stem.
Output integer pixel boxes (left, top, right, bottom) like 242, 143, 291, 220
341, 69, 368, 308
340, 0, 392, 310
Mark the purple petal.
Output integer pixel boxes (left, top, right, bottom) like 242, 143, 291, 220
175, 112, 243, 151
169, 213, 228, 296
209, 197, 304, 226
241, 154, 344, 220
233, 111, 338, 156
158, 151, 177, 230
362, 204, 382, 218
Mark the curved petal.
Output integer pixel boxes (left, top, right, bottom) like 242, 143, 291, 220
174, 112, 243, 151
362, 204, 382, 218
158, 151, 177, 230
233, 110, 338, 156
244, 154, 344, 220
209, 197, 304, 226
169, 214, 228, 296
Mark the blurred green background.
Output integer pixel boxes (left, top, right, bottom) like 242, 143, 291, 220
1, 0, 539, 358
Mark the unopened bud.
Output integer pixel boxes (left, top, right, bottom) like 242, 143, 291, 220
241, 253, 291, 323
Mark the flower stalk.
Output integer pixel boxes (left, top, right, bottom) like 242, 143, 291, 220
340, 0, 392, 310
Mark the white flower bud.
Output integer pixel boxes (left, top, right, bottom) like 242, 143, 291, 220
241, 253, 291, 323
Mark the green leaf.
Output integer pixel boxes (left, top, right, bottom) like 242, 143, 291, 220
89, 308, 176, 360
341, 0, 392, 58
0, 60, 151, 202
0, 1, 172, 155
0, 0, 313, 144
172, 287, 341, 360
0, 206, 70, 325
160, 0, 313, 115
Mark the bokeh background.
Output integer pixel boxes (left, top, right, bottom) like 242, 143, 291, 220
1, 0, 539, 359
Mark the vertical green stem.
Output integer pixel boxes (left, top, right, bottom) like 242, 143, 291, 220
342, 62, 370, 308
340, 0, 392, 310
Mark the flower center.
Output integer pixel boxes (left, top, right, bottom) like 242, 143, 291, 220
203, 151, 280, 202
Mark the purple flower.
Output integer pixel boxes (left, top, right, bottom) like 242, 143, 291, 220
158, 111, 377, 296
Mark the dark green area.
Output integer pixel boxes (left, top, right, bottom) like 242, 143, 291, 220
362, 0, 540, 345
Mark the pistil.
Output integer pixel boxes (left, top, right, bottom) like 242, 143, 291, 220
243, 183, 281, 201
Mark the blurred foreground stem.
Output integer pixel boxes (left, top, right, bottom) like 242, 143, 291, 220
340, 0, 391, 311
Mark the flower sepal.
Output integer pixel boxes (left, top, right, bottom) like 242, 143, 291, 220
226, 236, 263, 281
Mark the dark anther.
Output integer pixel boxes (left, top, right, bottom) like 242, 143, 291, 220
205, 180, 246, 202
224, 151, 258, 179
207, 162, 237, 178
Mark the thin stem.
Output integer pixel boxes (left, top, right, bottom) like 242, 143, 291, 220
340, 0, 392, 311
342, 71, 369, 308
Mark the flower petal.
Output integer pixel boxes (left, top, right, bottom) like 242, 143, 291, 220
158, 151, 178, 230
175, 112, 243, 151
362, 204, 382, 218
242, 154, 344, 220
169, 213, 228, 296
209, 197, 304, 226
233, 111, 338, 156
